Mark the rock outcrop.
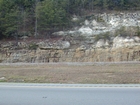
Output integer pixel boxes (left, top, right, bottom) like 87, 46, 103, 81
0, 35, 140, 63
113, 36, 140, 48
0, 12, 140, 63
53, 12, 140, 37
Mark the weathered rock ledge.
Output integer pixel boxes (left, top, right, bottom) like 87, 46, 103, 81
0, 12, 140, 63
0, 36, 140, 63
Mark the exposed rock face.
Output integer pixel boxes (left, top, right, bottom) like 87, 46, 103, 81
78, 27, 93, 37
113, 36, 140, 48
95, 39, 110, 48
37, 41, 70, 50
0, 35, 140, 63
1, 46, 140, 63
53, 12, 140, 37
0, 12, 140, 63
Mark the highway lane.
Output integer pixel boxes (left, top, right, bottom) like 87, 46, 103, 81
0, 83, 140, 105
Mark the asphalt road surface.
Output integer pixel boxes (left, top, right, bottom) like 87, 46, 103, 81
0, 83, 140, 105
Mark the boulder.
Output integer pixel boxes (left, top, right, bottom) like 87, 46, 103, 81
61, 41, 70, 49
0, 77, 6, 81
78, 27, 93, 36
96, 39, 105, 48
52, 31, 66, 36
113, 36, 140, 48
20, 36, 29, 40
133, 36, 140, 42
84, 20, 90, 26
95, 39, 109, 48
72, 15, 79, 22
91, 20, 98, 26
67, 31, 80, 36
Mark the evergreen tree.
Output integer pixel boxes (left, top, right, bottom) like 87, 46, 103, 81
0, 0, 140, 39
37, 0, 69, 35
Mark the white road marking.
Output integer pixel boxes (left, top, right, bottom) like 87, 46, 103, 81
0, 83, 140, 88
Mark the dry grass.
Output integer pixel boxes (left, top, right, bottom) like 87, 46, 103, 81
0, 63, 140, 84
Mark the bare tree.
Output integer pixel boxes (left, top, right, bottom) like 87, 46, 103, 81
34, 0, 40, 38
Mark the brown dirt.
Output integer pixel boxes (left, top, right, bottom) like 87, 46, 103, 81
0, 63, 140, 84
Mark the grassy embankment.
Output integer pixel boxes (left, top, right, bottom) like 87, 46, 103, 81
0, 63, 140, 84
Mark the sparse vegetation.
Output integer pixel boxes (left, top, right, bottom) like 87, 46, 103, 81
115, 26, 140, 37
28, 43, 38, 50
96, 17, 105, 22
0, 0, 140, 39
115, 26, 128, 37
0, 63, 140, 84
94, 32, 111, 42
136, 26, 140, 37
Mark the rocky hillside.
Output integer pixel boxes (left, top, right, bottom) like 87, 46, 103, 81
0, 12, 140, 63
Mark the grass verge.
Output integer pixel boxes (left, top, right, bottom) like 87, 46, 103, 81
0, 63, 140, 84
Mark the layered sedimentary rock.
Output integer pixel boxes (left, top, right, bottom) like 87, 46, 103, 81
0, 36, 140, 63
0, 12, 140, 63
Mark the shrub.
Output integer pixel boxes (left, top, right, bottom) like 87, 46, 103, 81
96, 17, 105, 22
28, 43, 38, 50
116, 26, 129, 37
136, 26, 140, 37
115, 26, 139, 37
94, 32, 110, 42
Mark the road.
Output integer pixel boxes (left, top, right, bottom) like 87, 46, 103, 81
0, 83, 140, 105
